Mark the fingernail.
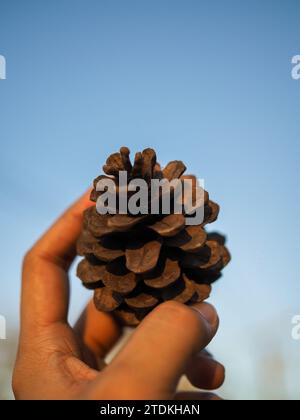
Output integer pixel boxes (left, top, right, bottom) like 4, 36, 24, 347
193, 303, 218, 328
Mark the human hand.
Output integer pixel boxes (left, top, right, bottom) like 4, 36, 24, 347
13, 191, 225, 400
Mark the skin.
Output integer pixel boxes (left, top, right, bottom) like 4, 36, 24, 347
13, 191, 225, 400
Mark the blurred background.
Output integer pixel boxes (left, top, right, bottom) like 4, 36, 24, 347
0, 0, 299, 400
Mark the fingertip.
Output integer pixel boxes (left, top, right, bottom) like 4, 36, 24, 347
190, 302, 219, 334
145, 301, 219, 352
76, 188, 94, 210
215, 362, 226, 388
186, 354, 226, 390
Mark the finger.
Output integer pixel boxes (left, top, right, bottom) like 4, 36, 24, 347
97, 301, 219, 399
175, 391, 222, 400
26, 189, 93, 269
21, 190, 93, 331
74, 301, 122, 361
186, 353, 225, 390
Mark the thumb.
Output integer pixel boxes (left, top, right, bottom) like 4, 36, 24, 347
96, 301, 219, 399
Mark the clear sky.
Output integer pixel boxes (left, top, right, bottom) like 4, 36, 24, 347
0, 0, 300, 399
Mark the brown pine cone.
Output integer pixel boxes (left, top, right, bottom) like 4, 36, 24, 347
76, 147, 231, 326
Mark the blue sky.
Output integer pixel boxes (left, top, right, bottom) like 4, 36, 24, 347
0, 0, 300, 399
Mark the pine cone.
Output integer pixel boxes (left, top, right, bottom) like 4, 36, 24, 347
76, 147, 231, 326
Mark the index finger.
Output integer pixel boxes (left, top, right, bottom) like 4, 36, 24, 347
27, 189, 93, 269
21, 190, 93, 332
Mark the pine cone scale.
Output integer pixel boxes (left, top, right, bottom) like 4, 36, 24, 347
143, 258, 181, 289
125, 238, 162, 274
